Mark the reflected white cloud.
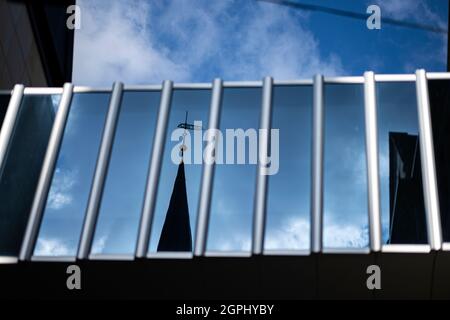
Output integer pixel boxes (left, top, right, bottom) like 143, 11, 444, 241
47, 168, 77, 210
35, 238, 71, 256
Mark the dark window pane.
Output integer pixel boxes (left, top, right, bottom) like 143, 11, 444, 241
324, 84, 369, 249
207, 87, 261, 252
0, 94, 60, 256
34, 93, 109, 256
377, 82, 427, 244
149, 89, 211, 253
265, 85, 312, 250
91, 91, 160, 255
428, 79, 450, 242
0, 94, 10, 130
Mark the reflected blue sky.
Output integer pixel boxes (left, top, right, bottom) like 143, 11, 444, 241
324, 84, 369, 248
35, 93, 109, 256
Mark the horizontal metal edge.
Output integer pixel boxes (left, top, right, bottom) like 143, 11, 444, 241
204, 251, 252, 258
426, 72, 450, 80
324, 76, 365, 84
31, 256, 77, 262
0, 90, 12, 95
23, 88, 64, 95
441, 243, 450, 251
322, 247, 371, 254
375, 74, 416, 82
263, 249, 311, 256
146, 252, 194, 259
381, 244, 431, 253
73, 87, 112, 93
0, 256, 19, 264
88, 254, 135, 261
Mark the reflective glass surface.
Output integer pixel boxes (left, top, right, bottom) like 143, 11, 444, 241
91, 91, 160, 255
207, 87, 261, 252
323, 84, 369, 249
0, 94, 10, 130
0, 94, 60, 255
34, 93, 109, 256
149, 89, 211, 252
377, 82, 427, 244
265, 85, 312, 250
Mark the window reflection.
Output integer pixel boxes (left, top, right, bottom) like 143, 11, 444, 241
149, 89, 211, 253
0, 94, 60, 256
377, 82, 427, 244
428, 79, 450, 242
34, 93, 109, 256
207, 87, 261, 252
323, 84, 369, 249
91, 91, 160, 255
265, 85, 312, 250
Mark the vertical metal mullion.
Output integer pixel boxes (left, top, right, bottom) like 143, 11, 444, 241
364, 71, 382, 252
415, 69, 442, 250
77, 82, 124, 259
136, 80, 173, 258
252, 76, 273, 255
0, 84, 24, 175
19, 83, 74, 261
311, 75, 324, 253
194, 78, 223, 256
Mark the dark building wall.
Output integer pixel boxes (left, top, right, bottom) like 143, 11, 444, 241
388, 132, 427, 244
0, 0, 47, 89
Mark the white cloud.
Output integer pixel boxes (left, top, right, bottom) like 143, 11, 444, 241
35, 238, 71, 256
91, 235, 107, 254
73, 0, 343, 85
47, 168, 77, 210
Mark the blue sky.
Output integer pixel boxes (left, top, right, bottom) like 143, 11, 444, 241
33, 0, 448, 255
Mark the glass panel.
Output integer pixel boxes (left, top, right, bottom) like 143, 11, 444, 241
91, 91, 160, 255
265, 85, 312, 250
323, 84, 369, 249
207, 87, 261, 252
428, 80, 450, 241
0, 94, 60, 256
377, 82, 427, 244
34, 93, 109, 256
149, 89, 211, 253
0, 94, 10, 130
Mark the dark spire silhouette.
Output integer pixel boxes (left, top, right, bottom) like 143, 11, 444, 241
157, 161, 192, 251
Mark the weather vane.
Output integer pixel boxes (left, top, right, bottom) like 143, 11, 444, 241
177, 111, 202, 158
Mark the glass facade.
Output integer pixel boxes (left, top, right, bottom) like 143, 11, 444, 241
0, 94, 60, 256
323, 84, 369, 249
1, 75, 447, 259
0, 94, 10, 129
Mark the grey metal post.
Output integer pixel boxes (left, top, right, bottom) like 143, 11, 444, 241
364, 71, 382, 252
19, 83, 74, 261
415, 69, 442, 250
311, 75, 324, 253
136, 80, 173, 258
252, 76, 273, 255
77, 82, 124, 259
194, 78, 223, 256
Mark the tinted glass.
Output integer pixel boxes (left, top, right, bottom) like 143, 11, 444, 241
377, 82, 427, 244
0, 94, 10, 130
323, 84, 369, 249
91, 91, 160, 255
0, 94, 60, 255
34, 93, 109, 256
149, 89, 210, 253
207, 87, 261, 252
265, 85, 312, 250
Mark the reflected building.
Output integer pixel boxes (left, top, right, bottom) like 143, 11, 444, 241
388, 132, 427, 244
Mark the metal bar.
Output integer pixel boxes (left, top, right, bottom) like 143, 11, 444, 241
311, 75, 324, 253
223, 81, 262, 88
252, 76, 273, 255
23, 88, 64, 95
324, 76, 364, 84
364, 71, 382, 252
19, 83, 74, 261
77, 82, 124, 259
375, 74, 416, 82
0, 85, 24, 175
73, 87, 111, 93
382, 244, 431, 253
194, 78, 223, 256
415, 69, 442, 251
135, 80, 173, 258
427, 72, 450, 80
